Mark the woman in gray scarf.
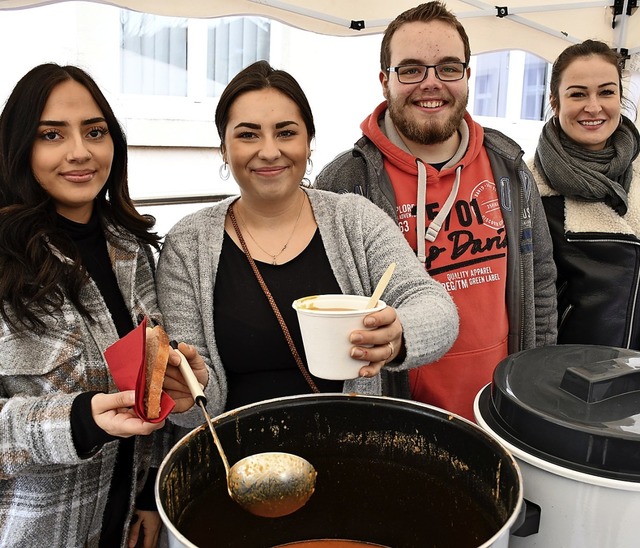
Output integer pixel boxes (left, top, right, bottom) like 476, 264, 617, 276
529, 39, 640, 348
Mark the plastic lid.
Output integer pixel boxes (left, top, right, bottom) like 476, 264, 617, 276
484, 345, 640, 481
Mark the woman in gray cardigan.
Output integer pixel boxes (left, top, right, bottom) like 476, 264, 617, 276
157, 61, 458, 421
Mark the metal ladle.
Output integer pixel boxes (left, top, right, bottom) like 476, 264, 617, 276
169, 341, 317, 518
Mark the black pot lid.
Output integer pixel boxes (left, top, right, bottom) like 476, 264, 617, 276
480, 345, 640, 481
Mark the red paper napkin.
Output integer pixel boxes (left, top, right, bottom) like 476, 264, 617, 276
104, 317, 175, 423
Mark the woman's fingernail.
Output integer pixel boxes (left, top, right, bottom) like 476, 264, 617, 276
350, 333, 363, 344
364, 317, 376, 327
351, 348, 364, 358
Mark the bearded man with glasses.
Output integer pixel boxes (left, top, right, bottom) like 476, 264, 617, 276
316, 1, 557, 421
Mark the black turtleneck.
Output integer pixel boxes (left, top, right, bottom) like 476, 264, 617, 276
57, 213, 134, 337
58, 212, 137, 547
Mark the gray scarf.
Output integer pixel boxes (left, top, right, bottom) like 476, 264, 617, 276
534, 115, 640, 215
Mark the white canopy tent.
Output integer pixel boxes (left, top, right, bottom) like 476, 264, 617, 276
0, 0, 638, 64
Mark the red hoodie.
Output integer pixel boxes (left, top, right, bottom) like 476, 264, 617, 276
362, 102, 509, 421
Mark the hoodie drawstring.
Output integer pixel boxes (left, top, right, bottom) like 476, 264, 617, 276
416, 162, 463, 263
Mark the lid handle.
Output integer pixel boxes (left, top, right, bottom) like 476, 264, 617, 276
560, 356, 640, 403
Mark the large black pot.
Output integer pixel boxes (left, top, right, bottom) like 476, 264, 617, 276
157, 394, 523, 548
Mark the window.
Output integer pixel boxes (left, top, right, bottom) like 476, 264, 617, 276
473, 52, 509, 118
0, 2, 554, 233
121, 12, 188, 96
121, 11, 270, 98
521, 54, 550, 120
207, 17, 271, 97
469, 50, 550, 159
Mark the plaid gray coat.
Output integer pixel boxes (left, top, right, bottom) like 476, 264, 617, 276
0, 223, 168, 547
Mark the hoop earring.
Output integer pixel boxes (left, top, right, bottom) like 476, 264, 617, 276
305, 157, 313, 175
219, 162, 230, 181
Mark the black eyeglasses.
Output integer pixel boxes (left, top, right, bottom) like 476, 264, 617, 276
387, 62, 468, 83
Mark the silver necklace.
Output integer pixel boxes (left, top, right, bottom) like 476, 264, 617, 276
236, 191, 306, 265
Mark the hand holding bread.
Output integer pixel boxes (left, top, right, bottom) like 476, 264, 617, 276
143, 323, 208, 417
90, 390, 165, 437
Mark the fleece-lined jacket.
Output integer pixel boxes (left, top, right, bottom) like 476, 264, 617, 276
531, 157, 640, 348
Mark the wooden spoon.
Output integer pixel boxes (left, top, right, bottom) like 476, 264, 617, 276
366, 262, 396, 309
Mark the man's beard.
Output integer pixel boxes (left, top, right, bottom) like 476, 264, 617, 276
387, 91, 467, 146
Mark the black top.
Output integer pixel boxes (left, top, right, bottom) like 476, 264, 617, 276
58, 213, 134, 337
215, 229, 344, 411
57, 213, 136, 547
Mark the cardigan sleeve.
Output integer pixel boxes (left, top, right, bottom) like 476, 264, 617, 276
156, 208, 230, 424
311, 190, 459, 371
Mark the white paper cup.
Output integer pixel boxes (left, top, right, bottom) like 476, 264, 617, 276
292, 294, 387, 380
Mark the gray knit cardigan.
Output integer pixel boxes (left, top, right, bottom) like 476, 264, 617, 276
157, 188, 459, 425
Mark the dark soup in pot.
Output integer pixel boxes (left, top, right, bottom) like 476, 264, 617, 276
176, 456, 499, 548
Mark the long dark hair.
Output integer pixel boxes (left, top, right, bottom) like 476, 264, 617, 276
0, 63, 160, 330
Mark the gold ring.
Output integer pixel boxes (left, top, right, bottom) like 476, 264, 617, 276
385, 341, 394, 362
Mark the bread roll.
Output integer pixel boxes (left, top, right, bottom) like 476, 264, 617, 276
145, 324, 170, 419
